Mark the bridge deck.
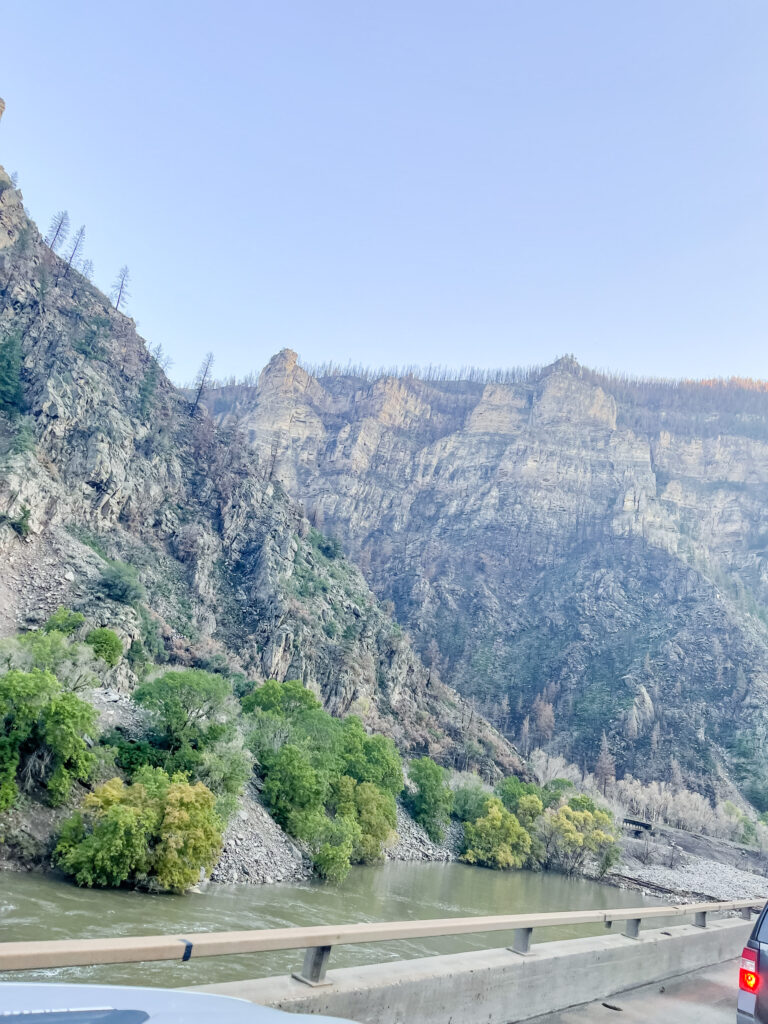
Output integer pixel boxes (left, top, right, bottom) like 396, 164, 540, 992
529, 957, 739, 1023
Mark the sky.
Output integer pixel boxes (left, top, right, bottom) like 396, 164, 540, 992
1, 1, 766, 383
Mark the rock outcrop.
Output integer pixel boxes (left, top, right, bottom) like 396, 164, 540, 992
0, 162, 518, 777
208, 354, 768, 799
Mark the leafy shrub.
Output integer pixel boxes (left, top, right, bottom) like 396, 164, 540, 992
55, 767, 222, 892
452, 779, 492, 823
567, 794, 597, 813
241, 678, 321, 717
6, 630, 97, 693
100, 560, 144, 605
0, 668, 95, 809
4, 505, 31, 538
85, 628, 123, 667
138, 606, 167, 662
9, 417, 35, 454
125, 638, 148, 674
405, 757, 453, 842
494, 776, 541, 814
536, 805, 618, 875
462, 798, 532, 869
43, 608, 85, 636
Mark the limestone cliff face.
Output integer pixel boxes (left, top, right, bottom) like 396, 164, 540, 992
209, 353, 768, 797
0, 165, 516, 775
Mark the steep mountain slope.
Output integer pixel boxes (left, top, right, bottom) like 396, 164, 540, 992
0, 163, 517, 775
209, 352, 768, 801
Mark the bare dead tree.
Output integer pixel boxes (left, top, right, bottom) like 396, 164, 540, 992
57, 225, 86, 285
44, 210, 70, 253
111, 265, 131, 312
149, 341, 172, 372
63, 225, 85, 277
190, 352, 214, 415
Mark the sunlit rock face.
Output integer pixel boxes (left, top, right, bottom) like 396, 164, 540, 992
209, 354, 768, 794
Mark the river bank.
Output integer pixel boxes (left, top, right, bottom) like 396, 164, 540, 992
604, 825, 768, 903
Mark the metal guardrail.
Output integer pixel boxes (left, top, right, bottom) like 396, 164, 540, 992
0, 897, 761, 986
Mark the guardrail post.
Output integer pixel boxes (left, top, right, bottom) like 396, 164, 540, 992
694, 911, 707, 928
623, 918, 641, 939
741, 908, 753, 920
292, 945, 332, 986
509, 928, 533, 955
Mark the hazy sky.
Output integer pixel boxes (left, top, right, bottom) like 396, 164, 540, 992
1, 1, 766, 382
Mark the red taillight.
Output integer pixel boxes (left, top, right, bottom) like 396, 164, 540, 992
740, 947, 760, 993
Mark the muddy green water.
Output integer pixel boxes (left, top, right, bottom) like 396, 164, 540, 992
0, 864, 664, 988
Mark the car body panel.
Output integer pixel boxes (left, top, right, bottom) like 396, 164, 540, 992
0, 983, 358, 1024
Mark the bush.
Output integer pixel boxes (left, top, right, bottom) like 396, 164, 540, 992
0, 668, 95, 809
4, 505, 31, 539
85, 628, 123, 668
536, 805, 618, 875
405, 757, 453, 842
43, 608, 85, 636
452, 779, 492, 823
9, 417, 35, 454
262, 744, 325, 827
462, 798, 532, 869
55, 767, 222, 892
495, 776, 541, 815
100, 560, 144, 605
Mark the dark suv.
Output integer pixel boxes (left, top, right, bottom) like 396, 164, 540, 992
739, 904, 768, 1023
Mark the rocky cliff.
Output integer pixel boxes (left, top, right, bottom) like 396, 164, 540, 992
208, 353, 768, 803
0, 163, 517, 777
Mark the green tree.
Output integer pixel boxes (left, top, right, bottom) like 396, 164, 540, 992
85, 628, 123, 668
452, 779, 491, 823
0, 332, 24, 416
55, 768, 222, 892
351, 781, 397, 863
133, 669, 233, 752
262, 744, 325, 828
462, 797, 532, 869
516, 793, 544, 829
0, 668, 95, 809
495, 775, 541, 815
536, 805, 618, 875
405, 757, 453, 842
241, 678, 321, 717
43, 608, 85, 636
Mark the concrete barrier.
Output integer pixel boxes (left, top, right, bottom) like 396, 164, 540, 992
192, 917, 751, 1024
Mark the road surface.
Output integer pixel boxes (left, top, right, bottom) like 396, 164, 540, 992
529, 958, 739, 1023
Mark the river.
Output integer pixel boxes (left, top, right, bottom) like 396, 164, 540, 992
0, 863, 665, 989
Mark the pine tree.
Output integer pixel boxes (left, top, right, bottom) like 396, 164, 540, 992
190, 352, 214, 415
0, 332, 24, 415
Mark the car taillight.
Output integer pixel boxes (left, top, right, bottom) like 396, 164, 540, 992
740, 947, 760, 993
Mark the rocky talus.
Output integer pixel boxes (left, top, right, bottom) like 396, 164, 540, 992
209, 351, 768, 799
210, 783, 311, 885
